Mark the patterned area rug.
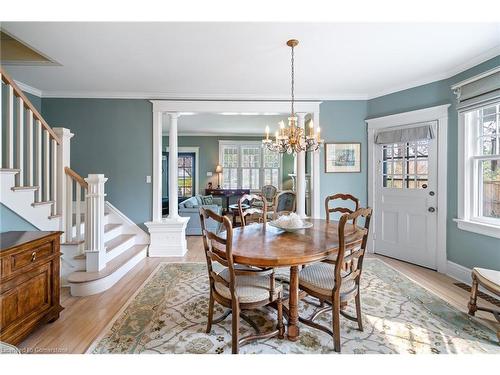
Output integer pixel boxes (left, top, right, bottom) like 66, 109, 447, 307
88, 259, 500, 354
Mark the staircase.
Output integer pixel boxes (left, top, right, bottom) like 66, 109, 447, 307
0, 67, 149, 296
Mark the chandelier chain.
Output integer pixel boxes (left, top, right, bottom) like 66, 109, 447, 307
291, 44, 295, 117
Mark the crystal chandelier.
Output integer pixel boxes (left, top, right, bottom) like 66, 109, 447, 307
263, 39, 324, 154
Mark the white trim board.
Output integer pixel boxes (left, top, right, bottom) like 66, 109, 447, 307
446, 261, 498, 300
366, 104, 449, 273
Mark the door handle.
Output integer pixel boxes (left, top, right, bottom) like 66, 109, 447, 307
428, 207, 436, 213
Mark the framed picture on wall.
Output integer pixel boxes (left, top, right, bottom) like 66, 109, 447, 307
325, 142, 361, 173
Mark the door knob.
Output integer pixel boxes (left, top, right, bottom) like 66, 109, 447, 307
428, 207, 436, 213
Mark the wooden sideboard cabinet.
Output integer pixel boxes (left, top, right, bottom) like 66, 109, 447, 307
0, 231, 64, 345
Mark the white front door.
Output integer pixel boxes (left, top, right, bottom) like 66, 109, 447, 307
374, 122, 438, 269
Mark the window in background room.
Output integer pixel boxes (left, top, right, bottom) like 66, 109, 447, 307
219, 141, 281, 190
263, 147, 281, 187
241, 145, 261, 189
177, 153, 195, 198
221, 145, 239, 189
163, 152, 196, 201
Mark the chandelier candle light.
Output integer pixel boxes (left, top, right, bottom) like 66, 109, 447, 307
263, 39, 324, 154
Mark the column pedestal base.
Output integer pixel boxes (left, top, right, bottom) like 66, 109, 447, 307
145, 217, 190, 257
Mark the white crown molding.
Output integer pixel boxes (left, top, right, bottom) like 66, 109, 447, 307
40, 91, 367, 101
14, 80, 43, 98
12, 45, 500, 102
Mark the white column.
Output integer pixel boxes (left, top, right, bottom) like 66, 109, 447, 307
311, 111, 321, 218
167, 112, 180, 219
84, 174, 107, 272
296, 113, 306, 218
53, 128, 74, 240
151, 111, 163, 222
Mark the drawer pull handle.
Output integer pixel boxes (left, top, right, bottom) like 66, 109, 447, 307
31, 252, 37, 262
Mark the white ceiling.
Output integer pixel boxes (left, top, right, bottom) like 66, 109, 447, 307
2, 22, 499, 100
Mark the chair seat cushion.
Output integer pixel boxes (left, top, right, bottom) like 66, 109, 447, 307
472, 268, 500, 293
215, 268, 282, 304
299, 262, 356, 297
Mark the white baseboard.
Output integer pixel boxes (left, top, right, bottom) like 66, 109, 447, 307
446, 260, 497, 299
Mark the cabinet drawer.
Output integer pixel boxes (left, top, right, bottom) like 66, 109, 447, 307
10, 242, 54, 273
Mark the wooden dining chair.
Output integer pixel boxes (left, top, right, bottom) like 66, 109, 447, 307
238, 193, 267, 227
270, 190, 296, 220
298, 207, 372, 353
200, 207, 284, 354
323, 193, 360, 265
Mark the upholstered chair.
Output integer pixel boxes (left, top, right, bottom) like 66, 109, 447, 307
298, 207, 372, 353
200, 208, 284, 353
468, 267, 500, 343
261, 185, 278, 208
238, 193, 267, 226
323, 193, 360, 265
270, 190, 296, 220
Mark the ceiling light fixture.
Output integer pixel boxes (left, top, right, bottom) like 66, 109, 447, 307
262, 39, 323, 154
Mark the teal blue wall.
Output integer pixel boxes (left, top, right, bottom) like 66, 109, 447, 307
319, 101, 369, 219
0, 203, 38, 232
41, 99, 152, 229
367, 55, 500, 271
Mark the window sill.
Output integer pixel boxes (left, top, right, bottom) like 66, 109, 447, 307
454, 218, 500, 239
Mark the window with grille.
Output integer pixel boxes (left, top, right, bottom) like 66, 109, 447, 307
468, 103, 500, 220
382, 140, 429, 189
219, 141, 281, 190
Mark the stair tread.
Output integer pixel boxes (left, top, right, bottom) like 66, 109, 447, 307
67, 245, 148, 283
11, 186, 39, 191
105, 234, 135, 253
31, 200, 54, 207
104, 223, 122, 232
72, 233, 136, 260
0, 168, 20, 173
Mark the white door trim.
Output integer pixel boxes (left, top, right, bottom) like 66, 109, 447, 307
366, 104, 450, 273
164, 146, 200, 196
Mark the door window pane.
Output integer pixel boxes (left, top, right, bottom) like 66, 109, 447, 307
382, 139, 430, 189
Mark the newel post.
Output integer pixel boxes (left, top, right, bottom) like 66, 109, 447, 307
53, 128, 74, 242
84, 174, 107, 272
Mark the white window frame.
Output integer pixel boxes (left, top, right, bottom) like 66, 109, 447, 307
219, 140, 282, 191
454, 102, 500, 239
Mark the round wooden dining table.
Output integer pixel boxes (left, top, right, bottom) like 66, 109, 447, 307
230, 218, 365, 341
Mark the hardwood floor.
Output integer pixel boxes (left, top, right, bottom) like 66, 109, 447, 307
18, 236, 498, 354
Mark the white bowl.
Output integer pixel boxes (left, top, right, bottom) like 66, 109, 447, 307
268, 221, 313, 232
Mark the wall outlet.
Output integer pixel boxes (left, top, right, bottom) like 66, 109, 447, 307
207, 172, 213, 176
146, 176, 152, 183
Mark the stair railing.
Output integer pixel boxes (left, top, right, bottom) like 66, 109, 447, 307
64, 167, 88, 251
1, 68, 61, 212
1, 67, 73, 240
